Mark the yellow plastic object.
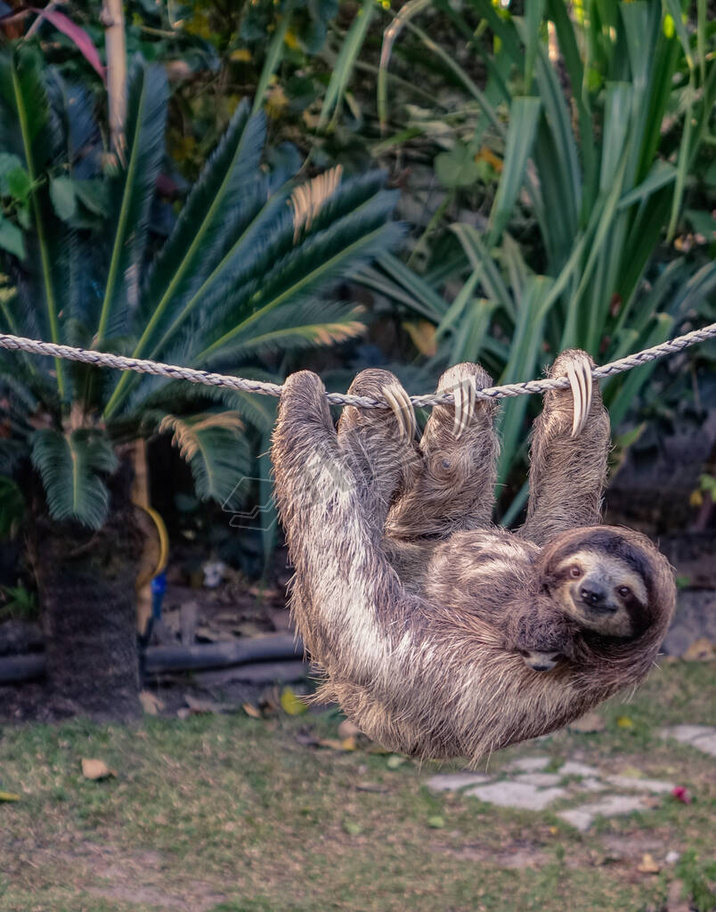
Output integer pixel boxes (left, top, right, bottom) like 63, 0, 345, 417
134, 504, 170, 590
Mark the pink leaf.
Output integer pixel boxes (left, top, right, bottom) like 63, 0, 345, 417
30, 7, 105, 82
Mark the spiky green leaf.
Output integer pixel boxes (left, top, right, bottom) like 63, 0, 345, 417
95, 60, 168, 346
158, 411, 251, 507
30, 428, 118, 529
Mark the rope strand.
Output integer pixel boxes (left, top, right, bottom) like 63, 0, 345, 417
0, 322, 714, 409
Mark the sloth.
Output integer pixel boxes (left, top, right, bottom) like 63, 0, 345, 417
271, 351, 676, 763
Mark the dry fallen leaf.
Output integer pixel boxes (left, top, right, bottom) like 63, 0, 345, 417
682, 638, 714, 662
637, 853, 660, 874
81, 758, 115, 781
568, 712, 606, 733
184, 694, 222, 714
139, 690, 164, 716
243, 702, 262, 719
616, 716, 634, 728
280, 687, 308, 716
338, 720, 362, 739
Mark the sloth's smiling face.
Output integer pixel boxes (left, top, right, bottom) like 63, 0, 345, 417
551, 549, 648, 638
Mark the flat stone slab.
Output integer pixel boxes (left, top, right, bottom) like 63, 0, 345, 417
660, 725, 716, 757
515, 772, 562, 788
605, 775, 674, 794
568, 777, 604, 793
504, 756, 551, 772
465, 781, 567, 812
558, 761, 600, 778
426, 772, 492, 792
557, 795, 651, 832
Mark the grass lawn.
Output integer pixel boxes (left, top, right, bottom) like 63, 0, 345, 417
0, 660, 714, 912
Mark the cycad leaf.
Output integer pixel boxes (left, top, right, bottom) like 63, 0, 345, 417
197, 188, 403, 362
103, 104, 267, 417
158, 411, 251, 507
96, 59, 167, 345
208, 301, 367, 360
0, 47, 68, 395
136, 103, 266, 343
31, 428, 118, 529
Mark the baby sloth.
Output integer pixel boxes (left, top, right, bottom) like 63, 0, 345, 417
511, 536, 652, 673
272, 351, 676, 763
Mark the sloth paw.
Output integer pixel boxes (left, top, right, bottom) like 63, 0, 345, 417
345, 369, 416, 443
549, 349, 596, 438
280, 370, 333, 430
435, 363, 495, 439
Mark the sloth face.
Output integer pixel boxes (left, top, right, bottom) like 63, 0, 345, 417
520, 649, 563, 673
549, 548, 648, 638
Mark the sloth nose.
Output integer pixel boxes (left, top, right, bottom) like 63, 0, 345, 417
580, 583, 612, 611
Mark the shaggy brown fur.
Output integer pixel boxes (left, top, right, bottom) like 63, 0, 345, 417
272, 352, 676, 763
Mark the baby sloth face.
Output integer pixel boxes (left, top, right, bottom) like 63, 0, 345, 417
519, 542, 651, 674
552, 548, 648, 638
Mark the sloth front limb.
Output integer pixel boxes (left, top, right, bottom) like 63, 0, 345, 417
520, 350, 611, 547
387, 363, 499, 541
272, 370, 420, 682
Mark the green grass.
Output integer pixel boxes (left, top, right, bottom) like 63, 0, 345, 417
0, 661, 714, 912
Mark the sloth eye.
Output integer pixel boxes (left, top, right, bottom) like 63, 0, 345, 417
617, 585, 631, 598
569, 565, 582, 579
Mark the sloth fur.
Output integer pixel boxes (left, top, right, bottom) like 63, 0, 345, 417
271, 352, 676, 763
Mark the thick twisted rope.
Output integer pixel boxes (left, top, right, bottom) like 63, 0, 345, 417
0, 322, 714, 409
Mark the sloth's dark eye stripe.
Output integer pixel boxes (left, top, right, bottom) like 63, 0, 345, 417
549, 532, 650, 587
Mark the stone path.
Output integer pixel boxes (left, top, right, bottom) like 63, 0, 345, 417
425, 724, 716, 832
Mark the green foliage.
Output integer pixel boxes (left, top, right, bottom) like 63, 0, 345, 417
0, 583, 38, 621
368, 0, 715, 519
0, 46, 400, 531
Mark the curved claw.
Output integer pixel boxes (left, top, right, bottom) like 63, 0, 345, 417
565, 357, 593, 437
383, 383, 416, 442
452, 375, 477, 439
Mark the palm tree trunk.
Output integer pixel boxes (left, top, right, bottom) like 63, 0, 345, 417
28, 459, 143, 720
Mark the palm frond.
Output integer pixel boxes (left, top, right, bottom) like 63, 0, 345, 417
196, 189, 403, 362
30, 428, 118, 529
290, 166, 343, 241
95, 59, 168, 347
134, 103, 265, 341
0, 47, 68, 396
204, 301, 366, 362
158, 411, 251, 507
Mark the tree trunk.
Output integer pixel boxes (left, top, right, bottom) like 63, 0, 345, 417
27, 459, 143, 721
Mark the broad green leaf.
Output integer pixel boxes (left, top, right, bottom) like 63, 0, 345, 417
450, 224, 514, 319
319, 0, 375, 131
488, 96, 541, 244
600, 83, 632, 191
496, 275, 554, 486
524, 0, 546, 88
0, 215, 25, 260
362, 252, 449, 323
252, 5, 293, 117
49, 175, 76, 221
435, 142, 481, 189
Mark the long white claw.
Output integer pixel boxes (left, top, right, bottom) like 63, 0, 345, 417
384, 383, 416, 442
453, 375, 476, 438
566, 358, 593, 437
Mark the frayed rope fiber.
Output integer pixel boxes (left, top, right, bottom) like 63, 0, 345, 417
0, 322, 714, 409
